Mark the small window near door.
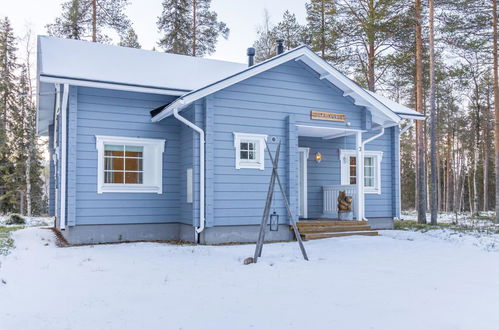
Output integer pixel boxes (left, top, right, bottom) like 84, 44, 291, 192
233, 132, 267, 170
340, 149, 383, 194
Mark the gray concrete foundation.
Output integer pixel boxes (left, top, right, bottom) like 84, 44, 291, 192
199, 224, 294, 244
367, 217, 394, 230
61, 223, 196, 245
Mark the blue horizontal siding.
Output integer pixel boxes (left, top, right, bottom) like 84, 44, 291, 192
74, 87, 183, 226
210, 60, 370, 227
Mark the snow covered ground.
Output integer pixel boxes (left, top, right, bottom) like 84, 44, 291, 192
0, 215, 54, 227
1, 228, 499, 330
401, 210, 496, 225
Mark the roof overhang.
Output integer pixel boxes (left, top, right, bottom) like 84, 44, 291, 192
151, 46, 403, 126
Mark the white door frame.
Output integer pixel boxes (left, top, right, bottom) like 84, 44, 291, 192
298, 147, 310, 219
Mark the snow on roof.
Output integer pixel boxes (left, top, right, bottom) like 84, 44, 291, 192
37, 36, 247, 91
152, 46, 405, 125
365, 90, 425, 119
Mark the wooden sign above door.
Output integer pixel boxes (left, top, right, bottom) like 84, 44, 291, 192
310, 111, 346, 122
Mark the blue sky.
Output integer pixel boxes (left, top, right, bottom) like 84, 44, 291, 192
1, 0, 309, 63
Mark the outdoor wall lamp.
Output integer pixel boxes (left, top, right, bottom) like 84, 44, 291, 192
315, 152, 322, 163
270, 211, 279, 231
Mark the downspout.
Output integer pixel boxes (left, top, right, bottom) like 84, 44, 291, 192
60, 83, 69, 230
396, 120, 415, 218
359, 126, 385, 221
172, 107, 205, 242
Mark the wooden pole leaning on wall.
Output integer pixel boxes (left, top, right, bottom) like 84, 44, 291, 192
246, 138, 308, 264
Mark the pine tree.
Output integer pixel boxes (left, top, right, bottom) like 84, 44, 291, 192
0, 17, 18, 214
274, 10, 305, 50
157, 0, 229, 56
119, 28, 141, 48
305, 0, 340, 63
46, 0, 131, 43
336, 0, 411, 91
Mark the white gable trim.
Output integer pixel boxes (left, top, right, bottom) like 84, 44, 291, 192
151, 46, 404, 124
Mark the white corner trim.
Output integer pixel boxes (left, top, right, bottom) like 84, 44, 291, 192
339, 149, 383, 195
59, 83, 69, 230
233, 132, 267, 170
95, 135, 165, 194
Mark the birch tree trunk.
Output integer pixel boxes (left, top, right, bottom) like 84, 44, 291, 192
415, 0, 427, 224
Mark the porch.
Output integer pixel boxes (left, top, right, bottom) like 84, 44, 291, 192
296, 220, 378, 240
296, 124, 371, 222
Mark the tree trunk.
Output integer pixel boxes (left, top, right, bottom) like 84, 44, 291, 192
92, 0, 97, 42
446, 132, 452, 211
367, 0, 375, 92
484, 87, 491, 211
472, 138, 479, 215
493, 0, 499, 222
321, 0, 326, 58
429, 0, 437, 224
192, 0, 197, 56
415, 0, 426, 224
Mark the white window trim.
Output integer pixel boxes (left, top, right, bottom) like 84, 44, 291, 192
339, 149, 383, 194
233, 132, 267, 170
96, 135, 165, 194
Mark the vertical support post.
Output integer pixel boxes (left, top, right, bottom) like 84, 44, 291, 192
356, 131, 364, 221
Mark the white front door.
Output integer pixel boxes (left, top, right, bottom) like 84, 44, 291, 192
298, 147, 309, 219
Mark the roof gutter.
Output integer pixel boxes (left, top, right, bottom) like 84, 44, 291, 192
172, 107, 205, 241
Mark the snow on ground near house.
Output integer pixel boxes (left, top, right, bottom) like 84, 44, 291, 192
402, 210, 498, 226
1, 228, 499, 330
0, 215, 54, 227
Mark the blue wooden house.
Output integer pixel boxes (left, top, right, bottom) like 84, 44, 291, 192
37, 36, 424, 244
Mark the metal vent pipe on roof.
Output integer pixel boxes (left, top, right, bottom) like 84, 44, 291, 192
247, 47, 255, 67
276, 39, 284, 55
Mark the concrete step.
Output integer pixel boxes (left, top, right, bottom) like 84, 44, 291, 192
301, 231, 379, 240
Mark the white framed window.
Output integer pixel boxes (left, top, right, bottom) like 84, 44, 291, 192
233, 132, 267, 170
96, 135, 165, 194
339, 149, 383, 194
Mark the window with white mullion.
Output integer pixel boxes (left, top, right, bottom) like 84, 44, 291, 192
240, 140, 258, 163
340, 149, 383, 194
103, 144, 143, 184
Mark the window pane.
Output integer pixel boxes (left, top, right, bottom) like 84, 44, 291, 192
125, 147, 143, 158
125, 158, 142, 171
240, 151, 248, 159
105, 171, 124, 184
104, 145, 124, 157
350, 156, 356, 165
350, 166, 356, 177
248, 151, 255, 160
248, 143, 255, 151
240, 142, 248, 150
106, 157, 124, 171
364, 157, 373, 166
365, 177, 374, 187
350, 177, 356, 184
365, 166, 374, 177
125, 172, 143, 184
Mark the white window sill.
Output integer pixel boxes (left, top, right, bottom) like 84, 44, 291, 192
98, 184, 162, 194
365, 189, 381, 195
237, 162, 264, 170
